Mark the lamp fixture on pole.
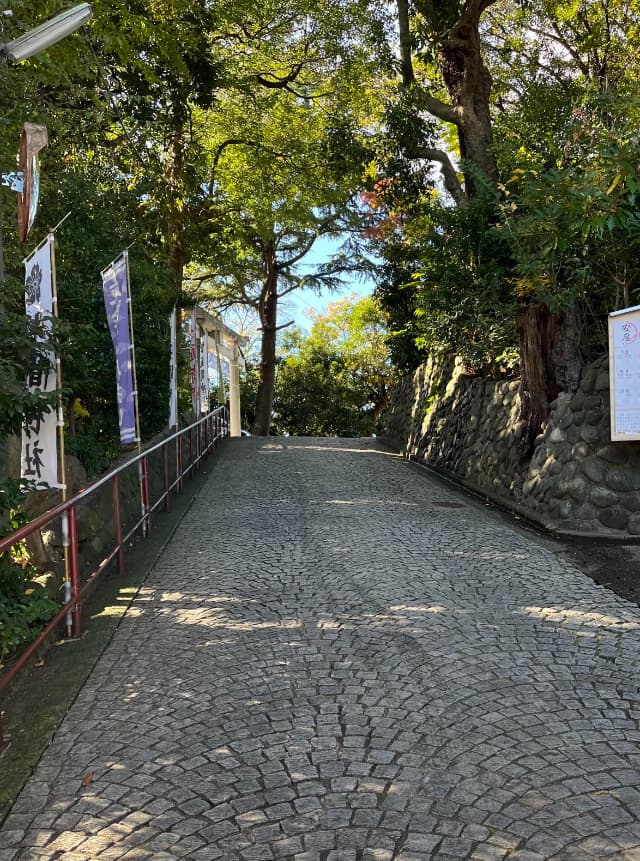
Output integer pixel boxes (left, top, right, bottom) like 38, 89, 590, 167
0, 3, 92, 63
0, 4, 92, 281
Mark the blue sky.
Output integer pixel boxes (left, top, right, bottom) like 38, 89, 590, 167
283, 234, 376, 331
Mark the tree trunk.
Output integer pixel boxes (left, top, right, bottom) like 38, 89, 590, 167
516, 304, 561, 457
550, 304, 583, 394
252, 243, 278, 435
401, 0, 500, 198
439, 11, 498, 191
165, 121, 189, 300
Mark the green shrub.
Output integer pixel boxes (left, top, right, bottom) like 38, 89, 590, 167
0, 479, 58, 664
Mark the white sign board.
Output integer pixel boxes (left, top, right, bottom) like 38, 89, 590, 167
609, 305, 640, 441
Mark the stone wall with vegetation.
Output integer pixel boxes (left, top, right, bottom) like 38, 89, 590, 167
381, 354, 640, 537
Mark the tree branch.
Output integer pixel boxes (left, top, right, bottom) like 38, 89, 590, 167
413, 87, 460, 126
280, 235, 319, 268
407, 145, 466, 205
256, 62, 304, 89
184, 271, 224, 283
544, 23, 591, 77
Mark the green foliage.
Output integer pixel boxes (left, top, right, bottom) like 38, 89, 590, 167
273, 295, 396, 436
0, 279, 57, 437
0, 575, 57, 663
184, 10, 385, 431
275, 345, 377, 436
0, 478, 57, 663
367, 172, 517, 373
410, 192, 518, 372
367, 0, 640, 379
502, 92, 640, 344
36, 163, 177, 474
3, 0, 640, 472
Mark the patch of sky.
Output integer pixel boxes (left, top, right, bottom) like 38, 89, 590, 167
283, 234, 378, 331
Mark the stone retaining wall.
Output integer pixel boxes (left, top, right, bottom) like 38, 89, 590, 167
381, 353, 640, 537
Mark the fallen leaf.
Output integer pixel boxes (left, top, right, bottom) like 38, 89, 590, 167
35, 657, 45, 668
81, 772, 94, 787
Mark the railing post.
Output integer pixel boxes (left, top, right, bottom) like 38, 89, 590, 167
68, 505, 82, 639
178, 435, 184, 492
142, 455, 151, 532
163, 445, 171, 512
189, 427, 193, 477
0, 710, 7, 753
112, 474, 125, 575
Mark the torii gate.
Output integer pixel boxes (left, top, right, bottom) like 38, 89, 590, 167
187, 306, 246, 438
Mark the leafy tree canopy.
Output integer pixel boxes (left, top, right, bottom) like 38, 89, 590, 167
273, 294, 396, 435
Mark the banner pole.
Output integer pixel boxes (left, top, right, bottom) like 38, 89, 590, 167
124, 251, 142, 454
190, 307, 199, 418
216, 333, 226, 405
23, 213, 72, 265
124, 251, 147, 536
169, 303, 178, 430
49, 233, 71, 637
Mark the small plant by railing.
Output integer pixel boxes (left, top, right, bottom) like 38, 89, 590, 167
0, 477, 58, 663
0, 406, 229, 751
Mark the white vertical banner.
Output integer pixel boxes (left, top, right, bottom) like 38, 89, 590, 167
200, 330, 209, 413
22, 236, 60, 487
190, 308, 199, 416
216, 338, 226, 404
169, 307, 178, 428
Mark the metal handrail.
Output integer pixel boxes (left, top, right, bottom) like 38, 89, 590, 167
0, 406, 229, 750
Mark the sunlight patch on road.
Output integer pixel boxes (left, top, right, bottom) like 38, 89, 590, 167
171, 607, 303, 632
292, 444, 402, 457
322, 498, 418, 506
519, 605, 640, 629
389, 604, 448, 614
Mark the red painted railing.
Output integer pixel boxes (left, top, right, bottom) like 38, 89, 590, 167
0, 406, 229, 750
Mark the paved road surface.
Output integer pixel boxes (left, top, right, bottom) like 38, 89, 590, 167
2, 437, 640, 861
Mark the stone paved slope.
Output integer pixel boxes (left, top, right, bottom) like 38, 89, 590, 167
2, 437, 640, 861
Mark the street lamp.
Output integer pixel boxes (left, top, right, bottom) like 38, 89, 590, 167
0, 3, 92, 63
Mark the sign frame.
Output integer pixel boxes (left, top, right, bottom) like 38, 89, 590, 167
608, 304, 640, 441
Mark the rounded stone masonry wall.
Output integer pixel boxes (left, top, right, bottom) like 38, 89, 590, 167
381, 356, 528, 506
381, 353, 640, 538
524, 354, 640, 536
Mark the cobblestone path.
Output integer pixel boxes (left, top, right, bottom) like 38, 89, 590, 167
3, 438, 640, 861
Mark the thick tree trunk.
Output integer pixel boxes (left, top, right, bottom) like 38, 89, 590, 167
516, 304, 561, 457
551, 304, 583, 395
439, 13, 498, 191
399, 0, 499, 198
165, 122, 189, 299
252, 244, 278, 436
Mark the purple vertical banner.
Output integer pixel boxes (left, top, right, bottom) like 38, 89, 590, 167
101, 256, 137, 446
